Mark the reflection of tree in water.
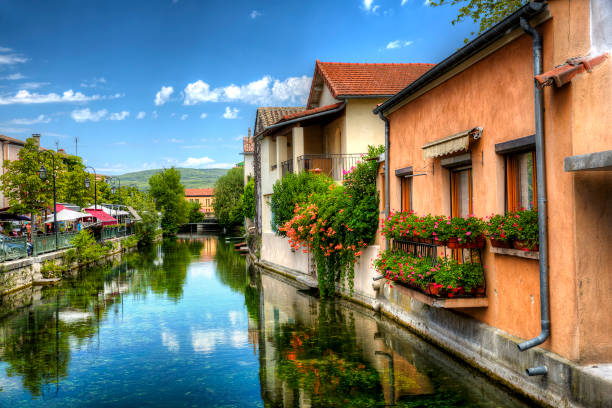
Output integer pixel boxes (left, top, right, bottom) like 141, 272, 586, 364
272, 301, 384, 407
214, 238, 247, 293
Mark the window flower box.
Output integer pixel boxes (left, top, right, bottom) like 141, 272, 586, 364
446, 235, 485, 249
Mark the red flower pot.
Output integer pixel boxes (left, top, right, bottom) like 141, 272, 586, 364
446, 237, 459, 249
427, 282, 440, 296
513, 240, 539, 252
489, 238, 513, 249
470, 286, 486, 297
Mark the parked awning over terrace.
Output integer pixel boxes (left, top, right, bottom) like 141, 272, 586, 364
84, 209, 117, 225
422, 127, 482, 160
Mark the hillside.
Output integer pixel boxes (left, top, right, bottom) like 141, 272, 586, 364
118, 168, 229, 190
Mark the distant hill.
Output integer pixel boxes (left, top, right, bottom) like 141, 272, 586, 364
118, 168, 229, 190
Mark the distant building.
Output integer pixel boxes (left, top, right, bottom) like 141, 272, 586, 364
185, 188, 215, 216
242, 128, 254, 185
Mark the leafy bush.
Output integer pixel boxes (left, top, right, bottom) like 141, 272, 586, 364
213, 166, 244, 228
70, 230, 109, 264
505, 208, 539, 249
40, 260, 66, 278
242, 178, 255, 219
279, 145, 383, 297
271, 171, 333, 235
124, 235, 138, 249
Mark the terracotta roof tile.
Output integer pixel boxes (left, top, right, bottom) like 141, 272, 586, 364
279, 102, 344, 122
307, 61, 435, 108
185, 188, 214, 197
254, 107, 305, 136
243, 137, 254, 153
535, 53, 609, 89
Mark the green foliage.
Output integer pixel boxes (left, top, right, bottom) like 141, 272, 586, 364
187, 201, 206, 223
242, 178, 255, 219
70, 230, 109, 264
123, 235, 138, 249
271, 171, 334, 234
40, 259, 66, 278
429, 0, 525, 41
504, 208, 539, 249
213, 166, 244, 228
279, 146, 383, 297
149, 167, 189, 236
381, 212, 485, 244
118, 168, 228, 190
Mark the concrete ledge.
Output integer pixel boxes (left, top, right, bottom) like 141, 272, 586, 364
564, 149, 612, 172
389, 281, 489, 308
490, 246, 540, 260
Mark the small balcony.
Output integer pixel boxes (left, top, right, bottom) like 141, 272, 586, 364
281, 159, 294, 178
296, 154, 364, 181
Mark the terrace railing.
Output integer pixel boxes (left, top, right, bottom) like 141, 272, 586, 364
296, 153, 364, 181
281, 159, 294, 178
0, 236, 28, 262
33, 231, 79, 256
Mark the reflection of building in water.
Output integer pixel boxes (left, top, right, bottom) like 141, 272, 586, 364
199, 237, 217, 261
256, 269, 527, 408
247, 316, 258, 355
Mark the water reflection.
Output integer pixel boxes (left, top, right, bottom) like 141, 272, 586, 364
0, 235, 529, 407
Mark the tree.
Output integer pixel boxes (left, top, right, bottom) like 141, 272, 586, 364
187, 201, 206, 223
148, 167, 188, 236
213, 166, 244, 228
242, 178, 255, 220
429, 0, 525, 40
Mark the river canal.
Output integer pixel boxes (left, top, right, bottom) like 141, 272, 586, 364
0, 236, 531, 407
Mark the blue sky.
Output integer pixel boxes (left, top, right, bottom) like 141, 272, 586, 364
0, 0, 477, 175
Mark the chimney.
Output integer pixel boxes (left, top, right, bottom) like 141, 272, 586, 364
32, 133, 40, 147
248, 128, 251, 138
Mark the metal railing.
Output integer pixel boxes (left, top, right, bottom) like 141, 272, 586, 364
101, 224, 134, 241
296, 153, 364, 181
281, 159, 294, 178
0, 236, 28, 262
33, 231, 79, 256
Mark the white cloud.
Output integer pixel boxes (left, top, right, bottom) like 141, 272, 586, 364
386, 40, 414, 49
80, 77, 107, 88
372, 5, 380, 12
136, 111, 146, 119
162, 330, 179, 352
184, 75, 310, 106
0, 47, 13, 53
8, 114, 51, 125
250, 10, 261, 19
152, 110, 158, 119
0, 89, 101, 105
1, 73, 24, 80
0, 54, 27, 65
222, 107, 239, 119
180, 114, 188, 120
184, 80, 219, 105
424, 0, 432, 4
363, 0, 374, 11
154, 85, 174, 106
71, 108, 108, 122
199, 113, 207, 119
191, 329, 224, 354
170, 138, 184, 143
182, 156, 214, 167
0, 126, 28, 134
20, 82, 50, 90
109, 111, 129, 120
401, 0, 408, 5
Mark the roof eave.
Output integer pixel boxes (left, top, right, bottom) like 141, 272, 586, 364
260, 101, 347, 138
374, 1, 548, 115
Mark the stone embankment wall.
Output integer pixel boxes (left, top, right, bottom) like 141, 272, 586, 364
0, 236, 134, 296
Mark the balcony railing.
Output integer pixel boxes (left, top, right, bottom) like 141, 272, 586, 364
281, 159, 294, 178
296, 153, 364, 181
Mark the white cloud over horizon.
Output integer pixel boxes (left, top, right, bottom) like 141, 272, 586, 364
7, 114, 51, 125
250, 10, 261, 19
0, 89, 103, 105
136, 111, 146, 119
154, 86, 174, 106
183, 75, 310, 106
2, 73, 25, 80
200, 112, 207, 119
222, 106, 239, 119
0, 54, 28, 65
71, 108, 108, 122
386, 39, 414, 49
109, 111, 129, 120
180, 113, 188, 120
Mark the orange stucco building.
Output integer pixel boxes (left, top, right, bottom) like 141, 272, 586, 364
185, 188, 215, 216
375, 0, 611, 366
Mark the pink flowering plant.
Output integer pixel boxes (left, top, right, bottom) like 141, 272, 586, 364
504, 208, 539, 250
485, 213, 510, 241
380, 212, 485, 244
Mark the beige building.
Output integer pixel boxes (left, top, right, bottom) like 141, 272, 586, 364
184, 188, 215, 216
0, 134, 33, 208
242, 129, 254, 186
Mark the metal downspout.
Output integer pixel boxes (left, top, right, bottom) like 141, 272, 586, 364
518, 17, 550, 375
378, 112, 390, 250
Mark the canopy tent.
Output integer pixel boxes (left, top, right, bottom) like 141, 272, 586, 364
0, 206, 31, 221
45, 208, 94, 223
84, 209, 118, 226
88, 204, 129, 217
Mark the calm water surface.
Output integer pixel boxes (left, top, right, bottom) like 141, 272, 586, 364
0, 236, 530, 407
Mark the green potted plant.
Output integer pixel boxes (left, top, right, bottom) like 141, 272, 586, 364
485, 213, 513, 248
511, 209, 539, 251
446, 216, 485, 249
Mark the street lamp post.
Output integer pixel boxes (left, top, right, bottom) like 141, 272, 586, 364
84, 166, 98, 210
38, 150, 58, 250
107, 176, 124, 235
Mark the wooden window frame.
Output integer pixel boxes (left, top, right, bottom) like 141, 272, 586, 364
450, 166, 473, 218
504, 150, 537, 213
400, 176, 412, 213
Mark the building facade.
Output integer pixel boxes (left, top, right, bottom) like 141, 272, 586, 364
184, 188, 215, 216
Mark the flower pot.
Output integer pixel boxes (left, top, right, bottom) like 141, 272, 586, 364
427, 282, 440, 296
451, 235, 486, 249
513, 240, 539, 252
470, 286, 486, 297
489, 238, 513, 249
446, 237, 458, 248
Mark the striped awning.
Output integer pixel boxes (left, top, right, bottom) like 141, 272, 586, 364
422, 127, 482, 160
